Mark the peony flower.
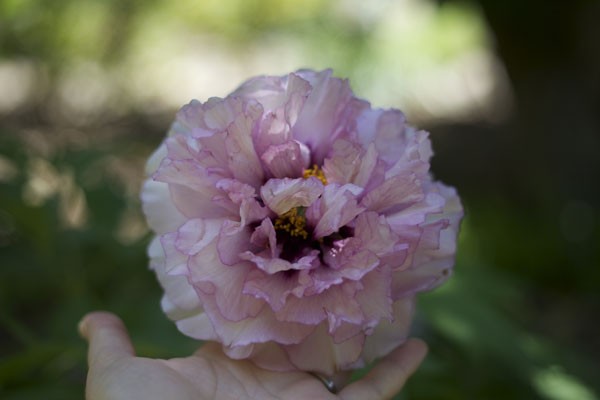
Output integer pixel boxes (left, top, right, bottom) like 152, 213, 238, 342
141, 69, 463, 376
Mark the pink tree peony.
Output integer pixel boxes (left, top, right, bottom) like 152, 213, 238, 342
141, 69, 463, 376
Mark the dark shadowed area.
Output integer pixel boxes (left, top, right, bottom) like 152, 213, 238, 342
0, 0, 598, 399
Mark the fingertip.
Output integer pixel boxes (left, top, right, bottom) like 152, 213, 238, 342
79, 311, 125, 340
400, 338, 428, 365
80, 311, 136, 367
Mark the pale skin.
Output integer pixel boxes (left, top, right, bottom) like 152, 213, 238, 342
80, 312, 428, 400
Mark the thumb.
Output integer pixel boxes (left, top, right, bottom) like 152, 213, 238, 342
79, 311, 136, 369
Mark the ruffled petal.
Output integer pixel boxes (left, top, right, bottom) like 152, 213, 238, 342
355, 109, 409, 167
361, 297, 414, 364
232, 75, 287, 111
360, 172, 424, 214
354, 211, 399, 257
391, 183, 463, 298
153, 159, 232, 218
275, 281, 364, 332
145, 143, 168, 176
187, 239, 264, 322
199, 290, 315, 347
385, 129, 433, 179
322, 140, 383, 190
149, 236, 200, 312
242, 268, 313, 311
355, 266, 394, 330
322, 238, 379, 280
293, 69, 368, 164
308, 183, 364, 238
284, 323, 365, 376
175, 218, 222, 256
225, 108, 265, 188
261, 140, 310, 178
386, 189, 445, 227
141, 179, 186, 234
260, 177, 324, 215
244, 342, 297, 372
241, 249, 319, 274
216, 220, 257, 266
175, 311, 219, 341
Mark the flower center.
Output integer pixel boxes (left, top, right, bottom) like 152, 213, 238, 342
302, 164, 327, 185
273, 207, 308, 239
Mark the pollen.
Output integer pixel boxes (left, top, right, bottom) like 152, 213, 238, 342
302, 164, 327, 185
273, 207, 309, 239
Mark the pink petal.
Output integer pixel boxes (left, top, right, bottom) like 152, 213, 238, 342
241, 250, 319, 274
141, 179, 186, 234
253, 107, 291, 158
153, 159, 232, 218
198, 290, 315, 347
275, 282, 364, 332
159, 232, 189, 275
202, 96, 248, 131
222, 343, 255, 359
361, 297, 415, 364
386, 190, 445, 227
354, 211, 399, 257
309, 183, 364, 238
173, 99, 210, 132
248, 218, 277, 257
174, 218, 222, 256
260, 177, 324, 215
322, 140, 383, 190
215, 179, 256, 204
232, 75, 287, 111
360, 172, 424, 214
391, 183, 463, 298
225, 111, 265, 188
238, 198, 272, 227
391, 257, 454, 300
176, 311, 219, 341
250, 73, 312, 158
283, 73, 312, 127
242, 268, 313, 311
355, 108, 409, 167
331, 321, 364, 344
187, 240, 264, 322
305, 264, 346, 295
145, 143, 167, 176
292, 69, 368, 164
261, 140, 309, 178
355, 266, 394, 329
284, 323, 365, 375
149, 236, 200, 312
160, 295, 199, 321
322, 239, 379, 281
164, 134, 201, 162
384, 129, 433, 179
217, 220, 257, 266
245, 342, 298, 372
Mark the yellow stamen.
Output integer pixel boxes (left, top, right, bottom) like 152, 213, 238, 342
273, 207, 309, 239
303, 164, 327, 185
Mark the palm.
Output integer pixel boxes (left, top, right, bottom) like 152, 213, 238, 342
81, 312, 427, 400
88, 346, 337, 400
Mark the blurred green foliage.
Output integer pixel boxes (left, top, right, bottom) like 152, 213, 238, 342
1, 0, 599, 399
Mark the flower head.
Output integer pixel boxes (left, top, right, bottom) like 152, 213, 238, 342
142, 69, 463, 375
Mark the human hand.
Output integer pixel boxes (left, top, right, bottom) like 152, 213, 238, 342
80, 312, 427, 400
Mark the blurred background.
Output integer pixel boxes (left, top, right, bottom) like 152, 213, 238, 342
0, 0, 599, 398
